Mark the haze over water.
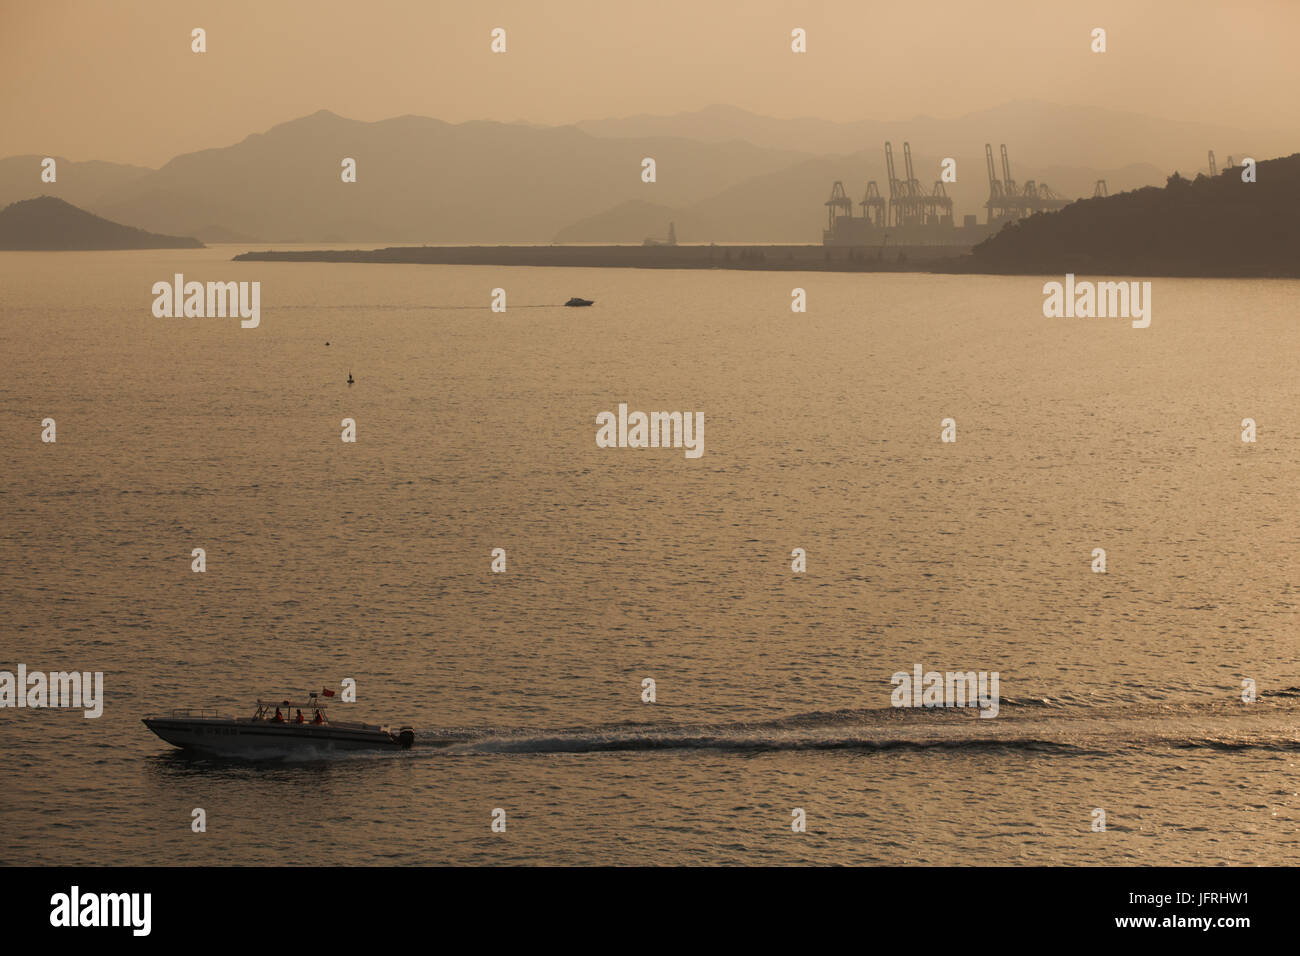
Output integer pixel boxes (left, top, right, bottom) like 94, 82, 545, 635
3, 247, 1300, 864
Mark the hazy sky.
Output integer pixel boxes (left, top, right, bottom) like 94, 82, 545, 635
2, 0, 1296, 167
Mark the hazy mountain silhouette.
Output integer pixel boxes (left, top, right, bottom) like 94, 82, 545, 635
576, 100, 1274, 172
0, 103, 1282, 244
83, 110, 808, 242
0, 196, 203, 250
190, 224, 260, 243
0, 156, 152, 210
965, 155, 1300, 276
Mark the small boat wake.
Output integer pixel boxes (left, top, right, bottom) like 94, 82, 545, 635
413, 689, 1300, 758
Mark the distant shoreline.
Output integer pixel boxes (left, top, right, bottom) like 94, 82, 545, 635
232, 244, 968, 273
230, 243, 1300, 279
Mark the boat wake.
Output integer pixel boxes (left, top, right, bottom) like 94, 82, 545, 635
414, 689, 1300, 758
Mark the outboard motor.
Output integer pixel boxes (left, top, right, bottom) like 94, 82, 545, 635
396, 726, 415, 749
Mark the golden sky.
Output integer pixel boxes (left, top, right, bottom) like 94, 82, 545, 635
2, 0, 1296, 167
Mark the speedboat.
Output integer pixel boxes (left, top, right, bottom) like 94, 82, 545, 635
564, 297, 594, 307
142, 694, 415, 757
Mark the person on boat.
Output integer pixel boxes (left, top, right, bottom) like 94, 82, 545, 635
294, 709, 305, 724
273, 707, 284, 722
312, 709, 325, 725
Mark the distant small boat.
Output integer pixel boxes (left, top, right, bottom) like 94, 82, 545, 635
347, 371, 354, 385
564, 297, 594, 307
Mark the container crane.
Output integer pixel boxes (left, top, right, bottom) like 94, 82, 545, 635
824, 180, 854, 231
860, 181, 887, 227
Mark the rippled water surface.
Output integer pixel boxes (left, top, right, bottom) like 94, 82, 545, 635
3, 247, 1299, 864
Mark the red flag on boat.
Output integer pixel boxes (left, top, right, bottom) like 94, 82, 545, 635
321, 688, 336, 697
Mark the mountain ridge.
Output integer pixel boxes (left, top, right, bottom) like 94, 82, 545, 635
1, 102, 1288, 244
0, 196, 203, 250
